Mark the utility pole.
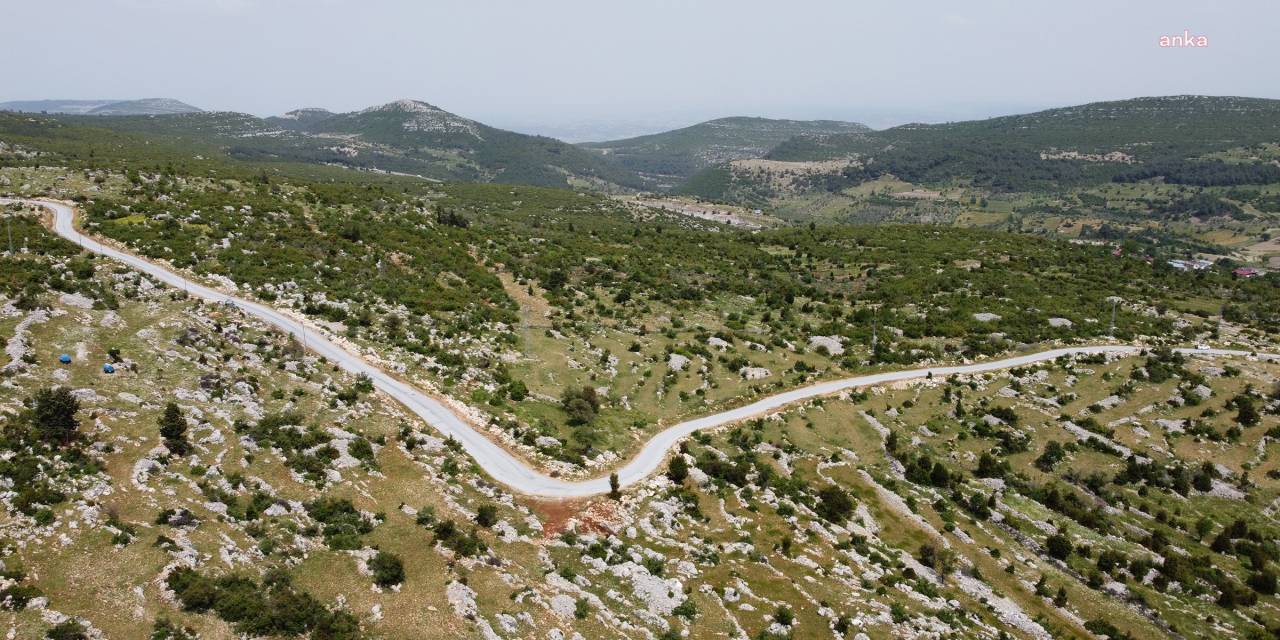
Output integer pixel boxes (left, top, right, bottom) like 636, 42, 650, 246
1109, 298, 1117, 337
5, 214, 11, 255
870, 305, 879, 354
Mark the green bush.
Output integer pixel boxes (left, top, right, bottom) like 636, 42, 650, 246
369, 551, 405, 588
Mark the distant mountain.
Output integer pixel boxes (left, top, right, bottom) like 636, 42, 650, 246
0, 99, 118, 115
30, 99, 647, 190
581, 117, 870, 188
282, 99, 647, 189
86, 98, 202, 116
266, 108, 337, 130
0, 98, 201, 116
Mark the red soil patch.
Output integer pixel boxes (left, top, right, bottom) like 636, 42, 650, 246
526, 497, 626, 539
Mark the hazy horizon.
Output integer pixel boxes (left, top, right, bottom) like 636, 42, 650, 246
6, 0, 1278, 140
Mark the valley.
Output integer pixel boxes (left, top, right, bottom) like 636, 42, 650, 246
1, 83, 1279, 640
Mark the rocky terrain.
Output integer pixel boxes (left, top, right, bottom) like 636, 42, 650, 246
1, 116, 1279, 638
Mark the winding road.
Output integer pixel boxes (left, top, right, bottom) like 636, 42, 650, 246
8, 198, 1277, 498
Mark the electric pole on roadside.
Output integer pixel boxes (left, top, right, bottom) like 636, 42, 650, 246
870, 305, 879, 354
5, 214, 11, 255
1105, 295, 1122, 338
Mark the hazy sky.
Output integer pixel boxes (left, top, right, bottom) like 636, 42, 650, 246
5, 0, 1278, 138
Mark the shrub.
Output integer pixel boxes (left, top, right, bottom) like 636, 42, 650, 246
475, 504, 498, 528
1046, 532, 1073, 560
45, 621, 88, 640
815, 485, 854, 523
165, 567, 356, 637
774, 605, 794, 626
369, 551, 405, 588
305, 498, 374, 549
150, 618, 197, 640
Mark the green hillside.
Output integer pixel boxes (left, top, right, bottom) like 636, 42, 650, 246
765, 95, 1280, 191
582, 116, 869, 187
2, 100, 647, 191
302, 100, 647, 189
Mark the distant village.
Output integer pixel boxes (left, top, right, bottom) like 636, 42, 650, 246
1166, 257, 1264, 279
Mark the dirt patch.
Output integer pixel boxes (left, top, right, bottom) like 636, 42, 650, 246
1241, 235, 1280, 263
892, 189, 942, 200
628, 196, 776, 229
729, 158, 862, 194
527, 497, 625, 538
496, 270, 553, 329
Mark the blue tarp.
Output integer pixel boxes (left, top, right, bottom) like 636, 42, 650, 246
58, 354, 71, 364
102, 364, 115, 374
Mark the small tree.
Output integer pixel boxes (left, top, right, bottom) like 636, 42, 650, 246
1236, 396, 1260, 428
475, 504, 498, 528
918, 542, 956, 578
609, 473, 621, 500
158, 402, 190, 456
1046, 531, 1073, 560
667, 454, 689, 484
561, 386, 600, 425
31, 387, 80, 447
815, 485, 854, 523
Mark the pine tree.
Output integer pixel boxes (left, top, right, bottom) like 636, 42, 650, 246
31, 387, 80, 447
667, 454, 689, 484
158, 402, 190, 456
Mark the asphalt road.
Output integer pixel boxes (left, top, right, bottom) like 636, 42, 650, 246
10, 198, 1276, 498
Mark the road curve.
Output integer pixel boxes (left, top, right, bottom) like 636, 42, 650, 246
9, 198, 1278, 498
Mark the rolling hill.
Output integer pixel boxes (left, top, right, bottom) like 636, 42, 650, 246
581, 116, 869, 188
1, 99, 650, 190
680, 95, 1280, 200
289, 99, 648, 188
765, 95, 1280, 189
